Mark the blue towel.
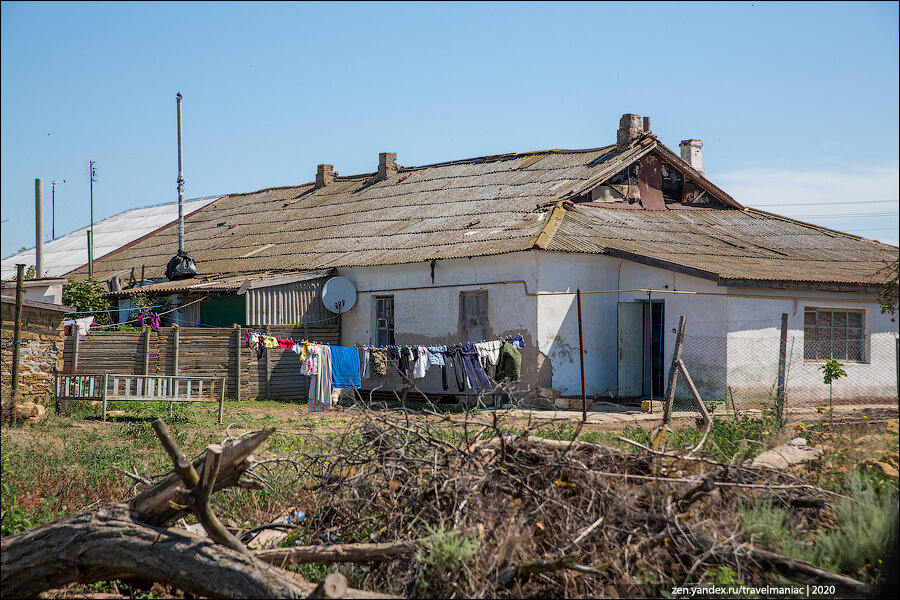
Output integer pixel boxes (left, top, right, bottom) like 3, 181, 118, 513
330, 346, 361, 389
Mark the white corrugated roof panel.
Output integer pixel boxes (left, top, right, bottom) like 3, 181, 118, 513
1, 197, 220, 279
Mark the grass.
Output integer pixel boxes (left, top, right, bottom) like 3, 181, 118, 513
740, 470, 898, 581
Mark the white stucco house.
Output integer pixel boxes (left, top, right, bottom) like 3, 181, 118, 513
76, 114, 899, 407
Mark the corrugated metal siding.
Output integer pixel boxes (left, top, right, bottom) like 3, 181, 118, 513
246, 277, 332, 325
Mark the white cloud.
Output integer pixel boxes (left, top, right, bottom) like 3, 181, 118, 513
713, 163, 899, 246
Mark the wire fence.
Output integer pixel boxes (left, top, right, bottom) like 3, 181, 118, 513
674, 329, 899, 414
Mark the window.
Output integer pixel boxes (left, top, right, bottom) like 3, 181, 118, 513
374, 296, 395, 346
804, 308, 864, 362
460, 291, 489, 340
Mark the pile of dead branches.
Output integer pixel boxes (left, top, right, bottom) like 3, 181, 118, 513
252, 403, 876, 598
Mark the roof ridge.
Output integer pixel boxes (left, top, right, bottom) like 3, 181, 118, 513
531, 202, 568, 249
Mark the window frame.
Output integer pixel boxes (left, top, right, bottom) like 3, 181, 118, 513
803, 306, 866, 363
374, 295, 395, 347
459, 290, 490, 340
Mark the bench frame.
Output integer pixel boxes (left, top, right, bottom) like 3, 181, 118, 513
54, 373, 226, 424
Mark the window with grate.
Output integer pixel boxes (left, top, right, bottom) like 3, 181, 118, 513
460, 291, 489, 341
374, 296, 395, 347
803, 308, 864, 362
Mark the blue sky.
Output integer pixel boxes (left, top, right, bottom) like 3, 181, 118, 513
2, 1, 898, 261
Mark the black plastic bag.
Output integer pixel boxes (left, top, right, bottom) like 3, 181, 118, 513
165, 249, 199, 281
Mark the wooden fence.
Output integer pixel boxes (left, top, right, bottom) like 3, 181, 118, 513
62, 324, 340, 400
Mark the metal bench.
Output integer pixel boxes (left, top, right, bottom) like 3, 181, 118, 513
54, 373, 226, 423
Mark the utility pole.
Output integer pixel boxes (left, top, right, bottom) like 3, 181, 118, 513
176, 92, 184, 252
89, 161, 96, 278
51, 179, 66, 240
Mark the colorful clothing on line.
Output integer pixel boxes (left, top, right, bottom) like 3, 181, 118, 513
308, 344, 333, 412
330, 346, 361, 389
262, 335, 278, 349
459, 343, 491, 389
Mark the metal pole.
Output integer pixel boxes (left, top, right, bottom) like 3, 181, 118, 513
89, 160, 95, 278
35, 179, 44, 278
51, 180, 65, 240
577, 288, 587, 421
87, 230, 93, 278
11, 264, 25, 426
176, 92, 184, 252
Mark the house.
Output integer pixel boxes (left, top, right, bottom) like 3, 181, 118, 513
1, 196, 220, 280
71, 114, 899, 407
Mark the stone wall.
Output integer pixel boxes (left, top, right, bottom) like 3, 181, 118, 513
1, 301, 67, 404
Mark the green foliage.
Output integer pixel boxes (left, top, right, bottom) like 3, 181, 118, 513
741, 471, 898, 579
819, 359, 847, 385
1, 460, 63, 536
63, 278, 111, 325
877, 258, 898, 315
416, 524, 481, 593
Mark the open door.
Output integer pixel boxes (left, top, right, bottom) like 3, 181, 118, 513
617, 302, 644, 398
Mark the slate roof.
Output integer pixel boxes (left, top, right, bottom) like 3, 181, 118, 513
72, 139, 897, 288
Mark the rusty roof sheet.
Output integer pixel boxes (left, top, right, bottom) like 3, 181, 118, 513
72, 141, 897, 288
548, 205, 897, 285
107, 269, 334, 298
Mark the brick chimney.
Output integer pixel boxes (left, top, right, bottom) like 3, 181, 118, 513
377, 152, 398, 180
679, 140, 704, 175
617, 114, 643, 150
316, 163, 334, 187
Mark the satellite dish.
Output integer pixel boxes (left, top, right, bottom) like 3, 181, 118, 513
322, 277, 357, 314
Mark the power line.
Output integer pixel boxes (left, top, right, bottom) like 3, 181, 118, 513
750, 199, 899, 207
787, 212, 899, 218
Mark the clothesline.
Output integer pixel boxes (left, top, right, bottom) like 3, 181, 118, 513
245, 331, 526, 413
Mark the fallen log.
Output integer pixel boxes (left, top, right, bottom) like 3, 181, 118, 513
0, 503, 397, 599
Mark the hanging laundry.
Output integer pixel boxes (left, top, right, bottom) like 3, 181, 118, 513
64, 316, 95, 336
262, 336, 279, 349
412, 346, 431, 379
427, 345, 446, 366
475, 340, 501, 366
495, 339, 522, 382
369, 348, 388, 377
245, 330, 252, 348
277, 338, 293, 350
398, 347, 414, 380
308, 344, 333, 412
330, 346, 361, 389
509, 335, 526, 349
459, 343, 491, 389
360, 347, 371, 380
301, 343, 320, 376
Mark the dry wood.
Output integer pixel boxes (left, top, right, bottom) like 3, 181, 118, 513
0, 503, 395, 599
308, 572, 349, 599
129, 425, 274, 526
255, 527, 483, 566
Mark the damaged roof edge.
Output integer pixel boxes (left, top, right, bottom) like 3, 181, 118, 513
652, 143, 742, 209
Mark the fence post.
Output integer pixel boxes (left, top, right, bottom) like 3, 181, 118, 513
234, 324, 242, 403
71, 326, 80, 373
142, 325, 151, 378
662, 315, 687, 425
173, 325, 180, 376
219, 376, 225, 424
264, 324, 271, 400
776, 312, 788, 426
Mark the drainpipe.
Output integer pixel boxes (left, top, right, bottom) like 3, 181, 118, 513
11, 263, 25, 426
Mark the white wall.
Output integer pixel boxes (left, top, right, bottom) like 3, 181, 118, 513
725, 289, 898, 406
337, 253, 539, 396
333, 249, 898, 406
535, 252, 726, 397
